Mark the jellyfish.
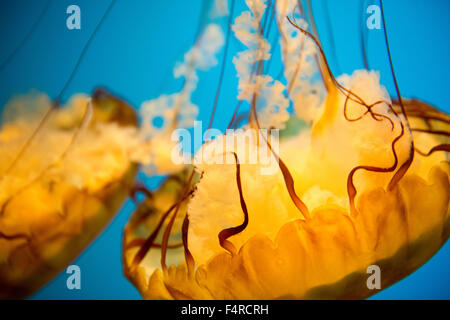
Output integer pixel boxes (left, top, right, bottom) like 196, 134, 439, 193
122, 0, 449, 299
0, 88, 140, 298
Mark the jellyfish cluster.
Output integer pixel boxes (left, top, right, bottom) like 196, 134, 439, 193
0, 0, 448, 300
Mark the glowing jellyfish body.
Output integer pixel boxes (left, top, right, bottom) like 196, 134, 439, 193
123, 0, 449, 300
0, 89, 138, 298
123, 95, 449, 299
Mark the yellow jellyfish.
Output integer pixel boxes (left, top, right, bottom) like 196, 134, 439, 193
0, 88, 139, 299
122, 0, 449, 299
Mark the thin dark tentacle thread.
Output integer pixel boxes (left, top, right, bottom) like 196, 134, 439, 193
380, 0, 414, 191
205, 0, 236, 140
0, 0, 116, 178
0, 0, 51, 72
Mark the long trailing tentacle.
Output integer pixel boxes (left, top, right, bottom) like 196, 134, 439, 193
249, 86, 311, 219
130, 187, 194, 270
0, 0, 116, 179
205, 0, 236, 140
347, 118, 405, 215
322, 0, 341, 75
218, 152, 249, 256
415, 144, 450, 157
242, 5, 311, 220
1, 100, 93, 204
305, 0, 330, 92
160, 170, 195, 271
360, 0, 369, 70
379, 0, 415, 191
287, 16, 367, 107
0, 0, 51, 73
181, 214, 195, 276
286, 14, 417, 213
343, 94, 396, 130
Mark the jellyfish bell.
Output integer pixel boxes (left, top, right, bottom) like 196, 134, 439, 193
0, 88, 139, 299
123, 74, 449, 300
123, 0, 448, 299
